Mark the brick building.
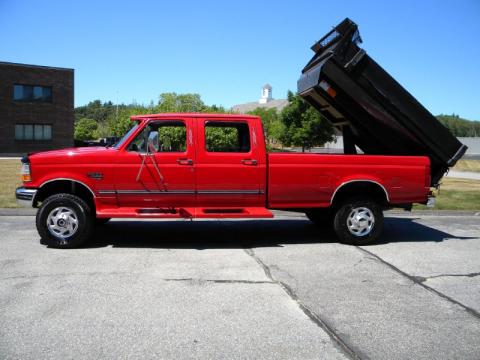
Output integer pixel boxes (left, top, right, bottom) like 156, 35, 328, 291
0, 62, 74, 154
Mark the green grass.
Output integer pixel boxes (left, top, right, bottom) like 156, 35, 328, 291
0, 159, 22, 208
414, 178, 480, 210
0, 159, 478, 210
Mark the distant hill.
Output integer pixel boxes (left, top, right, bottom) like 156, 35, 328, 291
436, 114, 480, 137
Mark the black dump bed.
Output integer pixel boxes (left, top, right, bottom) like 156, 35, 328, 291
297, 18, 467, 186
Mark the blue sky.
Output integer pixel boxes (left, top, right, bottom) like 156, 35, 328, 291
1, 0, 479, 120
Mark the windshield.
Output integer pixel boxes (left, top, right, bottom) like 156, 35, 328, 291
112, 122, 141, 149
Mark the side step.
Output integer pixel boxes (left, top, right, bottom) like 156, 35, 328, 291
195, 207, 273, 218
96, 207, 273, 219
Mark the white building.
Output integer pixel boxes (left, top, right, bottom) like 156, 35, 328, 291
232, 84, 288, 113
258, 83, 272, 104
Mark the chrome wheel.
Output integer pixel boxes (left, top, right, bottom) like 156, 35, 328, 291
46, 206, 79, 240
346, 207, 375, 237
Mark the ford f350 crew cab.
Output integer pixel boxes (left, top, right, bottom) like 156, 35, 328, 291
16, 18, 466, 248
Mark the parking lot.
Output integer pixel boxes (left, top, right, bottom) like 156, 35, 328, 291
1, 212, 479, 360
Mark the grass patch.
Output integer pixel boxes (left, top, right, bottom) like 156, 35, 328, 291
0, 159, 22, 208
414, 178, 480, 210
453, 159, 480, 172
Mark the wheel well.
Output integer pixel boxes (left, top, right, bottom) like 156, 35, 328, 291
34, 180, 95, 210
331, 181, 389, 208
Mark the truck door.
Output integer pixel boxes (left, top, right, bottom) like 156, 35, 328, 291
114, 119, 196, 208
195, 118, 266, 208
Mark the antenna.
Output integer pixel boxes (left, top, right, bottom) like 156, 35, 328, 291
115, 90, 119, 124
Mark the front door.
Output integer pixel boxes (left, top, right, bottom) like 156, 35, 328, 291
115, 119, 196, 208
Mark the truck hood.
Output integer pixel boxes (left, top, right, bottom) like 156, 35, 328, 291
29, 146, 118, 164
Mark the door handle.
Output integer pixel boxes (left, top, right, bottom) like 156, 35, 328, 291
241, 159, 258, 166
177, 158, 193, 165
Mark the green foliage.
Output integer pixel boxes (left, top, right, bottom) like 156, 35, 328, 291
156, 93, 206, 113
280, 91, 334, 151
74, 118, 98, 140
158, 125, 186, 152
108, 105, 151, 137
75, 100, 117, 123
246, 107, 284, 147
205, 126, 239, 152
74, 93, 231, 140
437, 114, 480, 137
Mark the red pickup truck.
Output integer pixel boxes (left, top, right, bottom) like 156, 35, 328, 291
15, 18, 466, 248
16, 113, 432, 248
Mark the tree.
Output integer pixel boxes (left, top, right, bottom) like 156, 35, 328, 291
280, 91, 334, 152
74, 118, 98, 140
437, 114, 480, 137
247, 107, 284, 147
156, 93, 206, 113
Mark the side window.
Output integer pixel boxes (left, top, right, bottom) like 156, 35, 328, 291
205, 122, 250, 153
128, 122, 187, 153
158, 122, 186, 152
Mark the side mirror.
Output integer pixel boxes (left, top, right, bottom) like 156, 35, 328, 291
147, 131, 159, 153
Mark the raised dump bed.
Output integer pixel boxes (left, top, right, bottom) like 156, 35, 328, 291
297, 18, 467, 186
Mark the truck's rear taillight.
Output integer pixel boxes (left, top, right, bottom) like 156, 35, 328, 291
21, 162, 31, 182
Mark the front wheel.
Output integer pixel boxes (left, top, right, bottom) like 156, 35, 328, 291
36, 193, 94, 249
333, 198, 383, 245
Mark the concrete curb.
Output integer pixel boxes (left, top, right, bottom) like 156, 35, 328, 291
0, 208, 37, 216
386, 210, 480, 217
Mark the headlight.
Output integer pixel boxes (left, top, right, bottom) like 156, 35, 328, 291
21, 162, 31, 182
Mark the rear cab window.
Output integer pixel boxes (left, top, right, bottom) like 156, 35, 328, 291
204, 121, 251, 153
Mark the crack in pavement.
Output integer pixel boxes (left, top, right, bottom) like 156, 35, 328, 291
243, 248, 362, 360
163, 278, 274, 284
412, 272, 480, 283
356, 246, 480, 320
1, 273, 274, 285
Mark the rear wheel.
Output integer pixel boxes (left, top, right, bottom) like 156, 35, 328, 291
36, 193, 94, 249
333, 198, 383, 245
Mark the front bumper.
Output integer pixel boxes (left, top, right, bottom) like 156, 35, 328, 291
16, 187, 37, 207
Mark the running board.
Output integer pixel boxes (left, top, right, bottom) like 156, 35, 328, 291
196, 207, 273, 218
96, 207, 273, 219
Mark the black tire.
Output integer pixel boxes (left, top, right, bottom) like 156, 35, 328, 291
36, 193, 94, 249
305, 209, 333, 228
333, 198, 383, 245
95, 217, 111, 226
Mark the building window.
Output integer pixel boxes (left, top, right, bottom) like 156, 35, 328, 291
13, 84, 52, 102
15, 124, 52, 141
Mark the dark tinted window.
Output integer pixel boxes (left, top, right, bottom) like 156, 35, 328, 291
15, 124, 52, 140
205, 122, 250, 152
13, 84, 52, 102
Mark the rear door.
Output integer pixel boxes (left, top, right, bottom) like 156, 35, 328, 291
195, 118, 265, 207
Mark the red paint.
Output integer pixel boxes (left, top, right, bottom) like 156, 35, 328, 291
24, 114, 431, 218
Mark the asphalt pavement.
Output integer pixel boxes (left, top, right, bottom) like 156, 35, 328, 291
1, 212, 479, 360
